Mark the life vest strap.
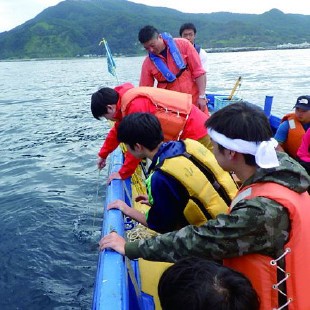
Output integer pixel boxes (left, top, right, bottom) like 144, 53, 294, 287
183, 151, 233, 205
150, 32, 186, 83
157, 66, 188, 84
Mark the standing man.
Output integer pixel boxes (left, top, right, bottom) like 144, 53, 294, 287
99, 101, 310, 310
138, 25, 208, 112
179, 22, 208, 71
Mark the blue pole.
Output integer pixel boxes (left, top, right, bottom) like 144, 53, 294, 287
263, 96, 273, 117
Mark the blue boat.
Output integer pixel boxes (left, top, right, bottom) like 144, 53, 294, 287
92, 95, 281, 310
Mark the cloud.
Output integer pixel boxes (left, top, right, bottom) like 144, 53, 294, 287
1, 0, 309, 33
131, 0, 310, 14
0, 0, 62, 32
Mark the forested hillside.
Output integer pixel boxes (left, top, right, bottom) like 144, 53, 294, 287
0, 0, 309, 59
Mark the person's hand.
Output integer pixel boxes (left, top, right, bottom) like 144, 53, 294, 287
99, 232, 126, 255
107, 171, 122, 184
97, 157, 106, 170
135, 194, 150, 206
107, 199, 129, 212
197, 97, 207, 112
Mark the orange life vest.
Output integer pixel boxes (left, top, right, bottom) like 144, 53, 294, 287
120, 87, 192, 141
224, 182, 310, 310
281, 113, 305, 158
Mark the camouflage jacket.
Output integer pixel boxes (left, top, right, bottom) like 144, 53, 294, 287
125, 152, 310, 262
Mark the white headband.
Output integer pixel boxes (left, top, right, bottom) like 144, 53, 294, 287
208, 128, 279, 168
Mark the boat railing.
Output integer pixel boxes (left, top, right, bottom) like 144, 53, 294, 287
93, 94, 281, 309
92, 148, 144, 310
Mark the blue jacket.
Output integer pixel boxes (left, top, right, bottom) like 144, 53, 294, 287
146, 141, 189, 233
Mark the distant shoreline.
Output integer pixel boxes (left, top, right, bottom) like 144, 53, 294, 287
1, 46, 309, 61
206, 44, 310, 53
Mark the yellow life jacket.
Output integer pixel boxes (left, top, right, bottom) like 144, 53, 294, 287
120, 86, 192, 141
157, 139, 238, 226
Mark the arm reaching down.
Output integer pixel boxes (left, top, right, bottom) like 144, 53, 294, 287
108, 199, 148, 226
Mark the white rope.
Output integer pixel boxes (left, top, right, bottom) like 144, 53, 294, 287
270, 248, 293, 310
126, 223, 158, 242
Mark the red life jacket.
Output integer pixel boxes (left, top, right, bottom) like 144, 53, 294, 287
281, 112, 305, 158
224, 182, 310, 310
120, 87, 192, 141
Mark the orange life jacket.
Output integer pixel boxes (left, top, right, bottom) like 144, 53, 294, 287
281, 113, 305, 158
120, 87, 192, 141
224, 182, 310, 310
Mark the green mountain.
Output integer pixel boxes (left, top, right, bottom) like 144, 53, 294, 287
0, 0, 309, 59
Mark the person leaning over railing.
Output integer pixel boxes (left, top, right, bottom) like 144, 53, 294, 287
91, 83, 213, 183
106, 112, 237, 233
99, 101, 310, 310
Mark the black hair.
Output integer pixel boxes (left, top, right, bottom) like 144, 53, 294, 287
179, 23, 197, 36
206, 101, 273, 166
158, 257, 260, 310
117, 112, 164, 150
90, 87, 119, 120
138, 25, 159, 43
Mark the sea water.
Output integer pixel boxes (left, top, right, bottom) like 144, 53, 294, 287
0, 48, 309, 309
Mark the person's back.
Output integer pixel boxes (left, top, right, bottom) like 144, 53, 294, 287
143, 138, 238, 232
158, 257, 260, 310
119, 85, 208, 142
275, 95, 310, 158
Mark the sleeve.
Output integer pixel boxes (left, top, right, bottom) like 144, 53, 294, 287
139, 58, 155, 86
297, 128, 310, 161
179, 39, 205, 79
117, 97, 155, 179
125, 198, 290, 262
274, 121, 289, 143
98, 122, 120, 159
146, 172, 188, 233
98, 122, 141, 179
199, 49, 208, 72
118, 151, 141, 179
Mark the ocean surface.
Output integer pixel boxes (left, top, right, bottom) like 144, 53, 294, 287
0, 49, 309, 309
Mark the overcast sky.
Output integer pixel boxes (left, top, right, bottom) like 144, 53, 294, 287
1, 0, 309, 32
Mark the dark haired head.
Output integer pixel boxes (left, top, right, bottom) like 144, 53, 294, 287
117, 112, 163, 150
91, 87, 119, 120
158, 257, 260, 310
138, 25, 159, 43
179, 23, 197, 36
206, 101, 273, 165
